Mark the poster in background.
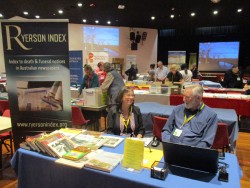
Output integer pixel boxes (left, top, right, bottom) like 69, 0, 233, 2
126, 55, 136, 70
69, 51, 83, 86
168, 51, 186, 67
87, 51, 109, 69
1, 20, 71, 147
189, 53, 197, 68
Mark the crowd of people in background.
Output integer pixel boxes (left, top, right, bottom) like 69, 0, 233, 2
75, 59, 250, 148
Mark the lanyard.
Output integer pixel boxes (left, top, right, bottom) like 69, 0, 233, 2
181, 103, 205, 127
120, 107, 132, 129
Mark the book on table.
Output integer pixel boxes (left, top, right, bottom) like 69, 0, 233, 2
58, 128, 83, 139
25, 132, 47, 152
62, 150, 88, 161
55, 149, 102, 168
84, 150, 123, 173
48, 137, 77, 158
100, 135, 124, 148
70, 133, 107, 150
36, 131, 65, 157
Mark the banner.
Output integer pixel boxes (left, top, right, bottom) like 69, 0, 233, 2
168, 51, 186, 67
69, 51, 83, 86
1, 20, 71, 148
189, 53, 197, 68
87, 51, 109, 69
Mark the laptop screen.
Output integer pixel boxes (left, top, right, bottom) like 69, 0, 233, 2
162, 142, 219, 174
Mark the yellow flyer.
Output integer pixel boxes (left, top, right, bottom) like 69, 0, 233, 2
122, 138, 144, 171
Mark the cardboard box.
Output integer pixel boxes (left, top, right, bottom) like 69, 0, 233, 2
83, 88, 107, 107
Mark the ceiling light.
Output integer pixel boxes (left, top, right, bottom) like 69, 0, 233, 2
237, 9, 242, 13
211, 0, 221, 3
35, 15, 40, 19
170, 14, 174, 18
95, 20, 99, 24
107, 21, 111, 24
151, 16, 155, 20
82, 19, 87, 23
118, 5, 125, 9
23, 11, 28, 15
191, 12, 195, 17
213, 10, 218, 15
78, 3, 83, 7
0, 13, 3, 18
90, 3, 95, 7
58, 10, 63, 14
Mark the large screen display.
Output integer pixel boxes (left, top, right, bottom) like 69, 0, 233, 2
83, 26, 120, 57
198, 41, 240, 72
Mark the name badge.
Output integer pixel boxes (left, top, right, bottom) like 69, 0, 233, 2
173, 128, 182, 137
237, 77, 240, 81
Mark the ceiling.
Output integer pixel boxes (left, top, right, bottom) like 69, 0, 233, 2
1, 0, 250, 29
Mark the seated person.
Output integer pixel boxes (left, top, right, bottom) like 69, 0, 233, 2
162, 84, 218, 148
78, 65, 99, 96
107, 87, 145, 138
166, 64, 184, 84
244, 79, 250, 95
223, 65, 243, 88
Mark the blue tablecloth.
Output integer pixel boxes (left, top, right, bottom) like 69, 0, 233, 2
11, 142, 241, 188
135, 102, 238, 148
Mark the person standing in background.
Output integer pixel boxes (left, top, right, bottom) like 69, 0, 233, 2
190, 63, 199, 79
223, 65, 243, 88
166, 64, 184, 84
180, 64, 193, 82
148, 64, 156, 81
125, 64, 138, 81
78, 65, 99, 96
95, 62, 106, 85
155, 61, 169, 83
101, 62, 125, 105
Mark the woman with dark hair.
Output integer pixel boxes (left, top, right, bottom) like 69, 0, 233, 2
107, 87, 145, 138
78, 64, 99, 96
180, 64, 193, 82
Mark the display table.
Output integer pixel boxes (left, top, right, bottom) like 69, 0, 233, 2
170, 95, 250, 117
135, 93, 170, 105
135, 102, 238, 149
11, 143, 241, 188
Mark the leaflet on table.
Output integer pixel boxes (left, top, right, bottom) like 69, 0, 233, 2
122, 138, 144, 171
84, 150, 123, 173
143, 148, 163, 169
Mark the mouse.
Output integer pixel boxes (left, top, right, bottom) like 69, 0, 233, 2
151, 137, 159, 147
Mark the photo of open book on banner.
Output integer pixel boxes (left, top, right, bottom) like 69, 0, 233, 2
17, 81, 63, 111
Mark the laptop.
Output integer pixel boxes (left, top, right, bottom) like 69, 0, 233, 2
162, 142, 219, 174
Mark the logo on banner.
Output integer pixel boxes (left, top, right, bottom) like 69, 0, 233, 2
4, 25, 67, 51
88, 53, 94, 63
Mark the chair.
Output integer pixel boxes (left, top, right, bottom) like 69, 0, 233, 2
0, 109, 13, 169
212, 123, 230, 152
71, 106, 91, 129
0, 100, 10, 115
153, 116, 168, 141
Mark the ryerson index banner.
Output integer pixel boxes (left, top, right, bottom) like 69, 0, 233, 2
1, 20, 72, 148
